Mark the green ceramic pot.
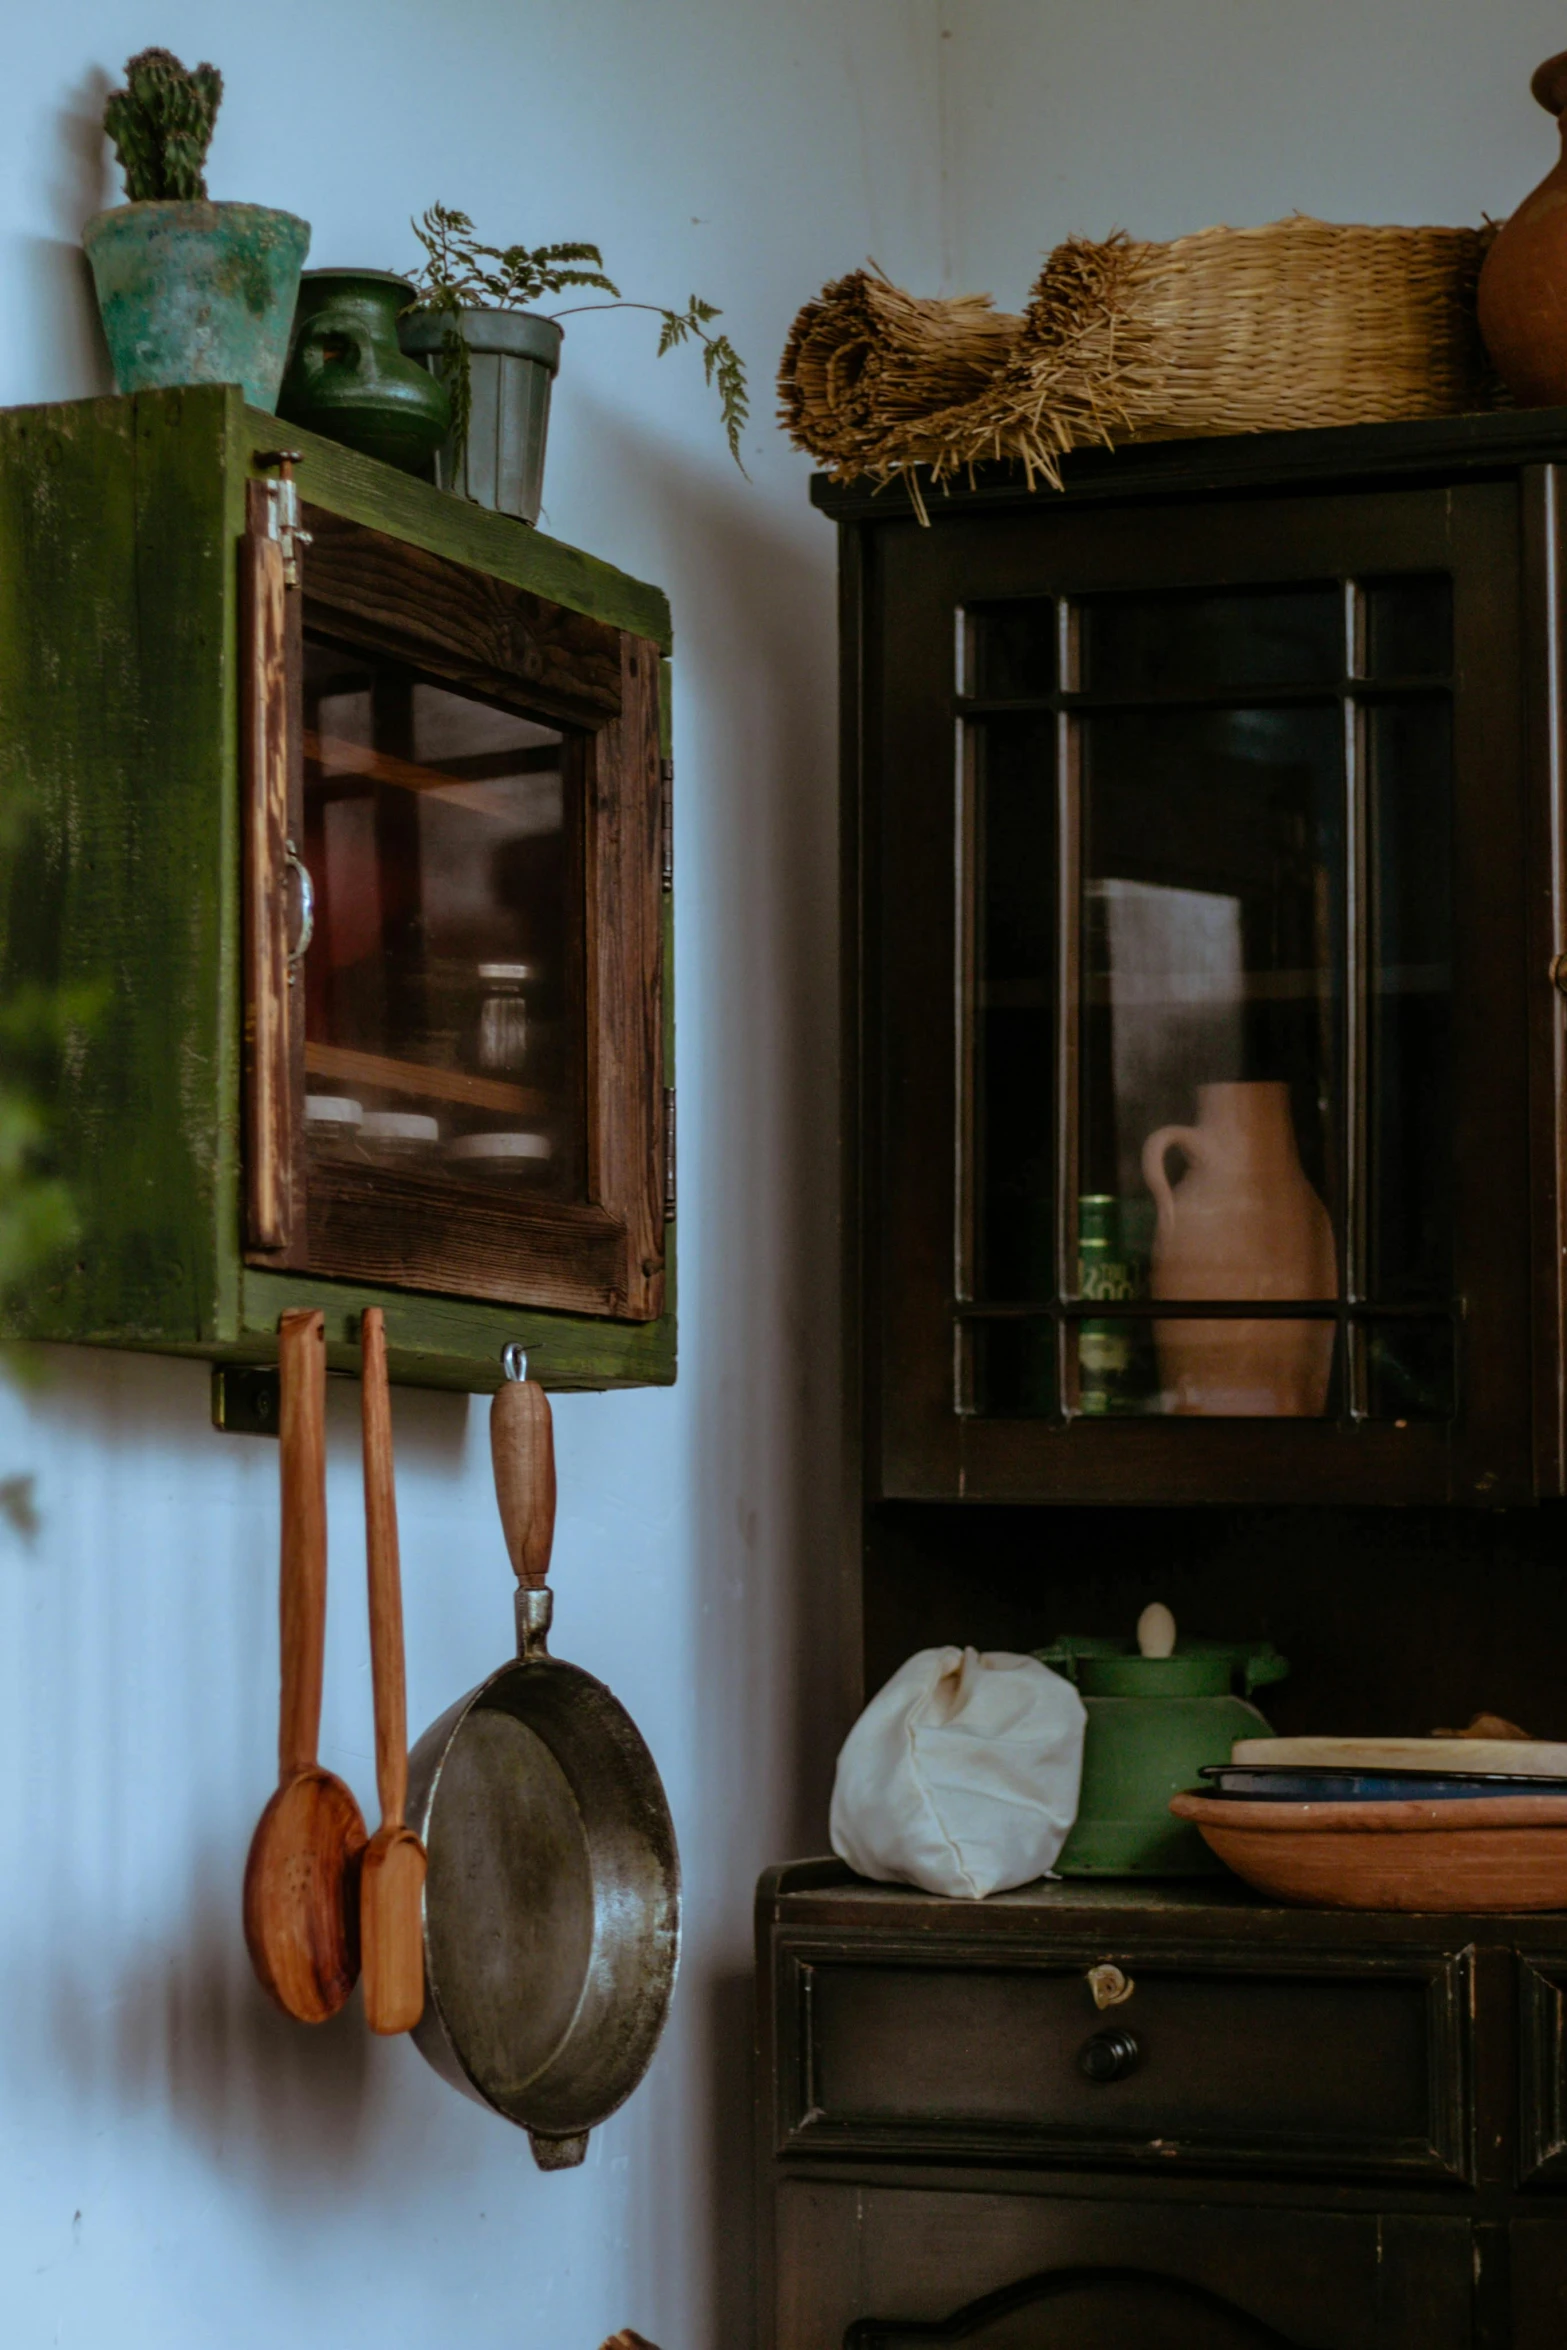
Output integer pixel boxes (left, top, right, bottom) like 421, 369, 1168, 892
82, 202, 311, 413
1038, 1635, 1289, 1877
279, 271, 451, 473
399, 307, 562, 525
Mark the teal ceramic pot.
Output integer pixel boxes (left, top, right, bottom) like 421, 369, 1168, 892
279, 271, 451, 473
83, 202, 311, 413
1037, 1636, 1290, 1877
400, 308, 562, 525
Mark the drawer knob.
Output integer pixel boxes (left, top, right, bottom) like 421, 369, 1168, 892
1079, 2028, 1140, 2084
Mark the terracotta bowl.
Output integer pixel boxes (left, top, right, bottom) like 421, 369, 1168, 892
1168, 1791, 1567, 1912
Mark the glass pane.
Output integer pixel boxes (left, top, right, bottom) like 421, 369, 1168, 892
971, 716, 1055, 1300
1367, 698, 1453, 1300
1070, 1315, 1342, 1417
966, 599, 1055, 698
1080, 705, 1344, 1369
1366, 1320, 1455, 1421
1363, 576, 1452, 680
967, 1320, 1055, 1417
1080, 585, 1341, 697
302, 634, 584, 1198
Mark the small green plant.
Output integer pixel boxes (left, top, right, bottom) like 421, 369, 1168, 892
406, 204, 750, 474
103, 46, 223, 203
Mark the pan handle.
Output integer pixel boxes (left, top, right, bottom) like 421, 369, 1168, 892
492, 1350, 556, 1655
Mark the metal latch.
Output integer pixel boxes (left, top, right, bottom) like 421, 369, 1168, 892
663, 1086, 676, 1220
661, 757, 674, 893
254, 450, 312, 586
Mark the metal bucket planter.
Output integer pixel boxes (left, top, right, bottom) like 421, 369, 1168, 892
399, 309, 562, 525
82, 202, 311, 413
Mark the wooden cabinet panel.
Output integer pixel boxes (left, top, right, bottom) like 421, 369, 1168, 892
0, 385, 677, 1392
1511, 2217, 1567, 2349
777, 2183, 1475, 2350
1517, 1957, 1567, 2182
776, 1938, 1470, 2181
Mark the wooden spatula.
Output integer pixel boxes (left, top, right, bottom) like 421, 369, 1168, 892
244, 1309, 367, 2022
359, 1308, 427, 2034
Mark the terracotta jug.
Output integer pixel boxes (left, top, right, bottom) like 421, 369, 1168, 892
1141, 1082, 1336, 1417
1477, 51, 1567, 406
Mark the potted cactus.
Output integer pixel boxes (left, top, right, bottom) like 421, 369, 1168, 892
83, 48, 310, 413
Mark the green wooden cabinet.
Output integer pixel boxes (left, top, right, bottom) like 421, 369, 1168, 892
0, 386, 675, 1391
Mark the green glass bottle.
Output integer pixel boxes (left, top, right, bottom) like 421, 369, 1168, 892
1078, 1194, 1154, 1414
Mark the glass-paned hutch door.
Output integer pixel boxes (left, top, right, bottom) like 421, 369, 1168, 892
959, 577, 1455, 1424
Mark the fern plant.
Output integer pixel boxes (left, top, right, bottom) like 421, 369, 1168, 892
405, 204, 750, 474
103, 46, 224, 203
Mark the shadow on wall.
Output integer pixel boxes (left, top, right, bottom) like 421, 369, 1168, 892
16, 67, 115, 404
44, 1868, 385, 2201
548, 397, 845, 2344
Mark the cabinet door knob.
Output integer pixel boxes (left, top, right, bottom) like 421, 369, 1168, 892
1079, 2028, 1140, 2083
1551, 950, 1567, 999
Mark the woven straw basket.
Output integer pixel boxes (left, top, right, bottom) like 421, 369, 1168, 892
1105, 217, 1498, 444
779, 218, 1500, 496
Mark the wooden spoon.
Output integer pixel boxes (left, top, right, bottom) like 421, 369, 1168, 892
243, 1309, 367, 2022
359, 1308, 427, 2034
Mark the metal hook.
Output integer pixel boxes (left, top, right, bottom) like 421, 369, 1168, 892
501, 1341, 528, 1383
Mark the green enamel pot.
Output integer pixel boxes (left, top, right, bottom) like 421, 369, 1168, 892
279, 271, 451, 473
1038, 1635, 1289, 1877
83, 202, 311, 413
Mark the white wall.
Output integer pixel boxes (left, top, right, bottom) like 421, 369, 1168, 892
0, 6, 942, 2346
935, 0, 1567, 301
8, 3, 1567, 2345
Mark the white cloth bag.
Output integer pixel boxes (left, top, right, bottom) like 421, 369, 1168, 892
829, 1646, 1087, 1899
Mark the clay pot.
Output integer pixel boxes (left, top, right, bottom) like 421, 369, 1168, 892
1477, 50, 1567, 406
1141, 1081, 1336, 1417
82, 201, 311, 413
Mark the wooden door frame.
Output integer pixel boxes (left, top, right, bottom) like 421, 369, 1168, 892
243, 501, 665, 1321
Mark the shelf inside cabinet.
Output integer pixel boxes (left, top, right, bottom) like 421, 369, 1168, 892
303, 1040, 545, 1117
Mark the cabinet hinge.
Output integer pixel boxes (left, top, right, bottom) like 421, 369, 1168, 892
663, 1086, 677, 1220
661, 757, 674, 893
254, 450, 312, 587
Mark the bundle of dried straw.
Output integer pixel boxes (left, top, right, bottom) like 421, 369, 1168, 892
779, 219, 1499, 500
777, 267, 1022, 485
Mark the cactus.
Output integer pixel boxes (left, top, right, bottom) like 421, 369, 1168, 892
103, 47, 224, 204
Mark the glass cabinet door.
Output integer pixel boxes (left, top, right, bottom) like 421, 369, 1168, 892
242, 494, 667, 1323
873, 481, 1532, 1503
964, 576, 1454, 1425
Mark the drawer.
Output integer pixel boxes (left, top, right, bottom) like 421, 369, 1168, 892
777, 2182, 1477, 2350
773, 1935, 1472, 2182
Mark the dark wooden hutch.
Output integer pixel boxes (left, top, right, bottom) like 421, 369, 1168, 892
759, 410, 1567, 2349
